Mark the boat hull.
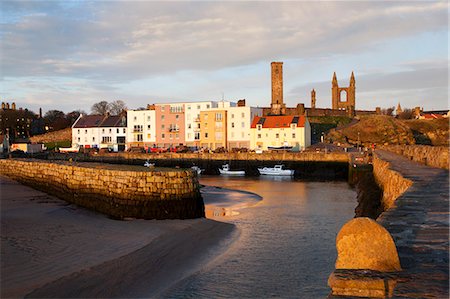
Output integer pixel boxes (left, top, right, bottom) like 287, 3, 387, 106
219, 169, 246, 176
257, 168, 295, 176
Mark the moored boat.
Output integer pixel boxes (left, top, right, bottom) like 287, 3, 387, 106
258, 164, 294, 176
144, 160, 155, 167
191, 166, 203, 175
219, 164, 245, 176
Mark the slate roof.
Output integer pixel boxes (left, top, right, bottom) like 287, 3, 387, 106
250, 115, 306, 128
73, 115, 126, 128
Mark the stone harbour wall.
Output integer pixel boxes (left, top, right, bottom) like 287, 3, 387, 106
380, 145, 449, 170
0, 159, 204, 220
372, 154, 413, 210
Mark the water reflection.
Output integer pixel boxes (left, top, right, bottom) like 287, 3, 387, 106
163, 178, 356, 298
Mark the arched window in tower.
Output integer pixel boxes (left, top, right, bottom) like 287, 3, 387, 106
340, 90, 347, 103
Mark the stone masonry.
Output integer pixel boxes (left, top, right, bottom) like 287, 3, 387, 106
0, 159, 204, 220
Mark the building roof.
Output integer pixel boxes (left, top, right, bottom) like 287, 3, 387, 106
421, 113, 444, 120
251, 115, 306, 128
73, 114, 126, 128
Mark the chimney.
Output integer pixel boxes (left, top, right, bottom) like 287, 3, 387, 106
237, 99, 246, 107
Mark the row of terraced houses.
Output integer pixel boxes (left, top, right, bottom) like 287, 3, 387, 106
71, 99, 311, 152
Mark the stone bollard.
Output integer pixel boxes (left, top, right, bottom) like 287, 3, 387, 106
328, 217, 402, 298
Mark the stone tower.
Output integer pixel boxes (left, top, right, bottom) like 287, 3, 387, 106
311, 89, 316, 109
270, 62, 286, 115
396, 103, 402, 116
331, 72, 356, 115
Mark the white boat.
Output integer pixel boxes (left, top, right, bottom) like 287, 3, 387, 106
144, 160, 155, 167
257, 164, 294, 176
191, 166, 203, 175
219, 164, 245, 176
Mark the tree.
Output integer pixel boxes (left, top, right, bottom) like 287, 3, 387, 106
381, 107, 395, 116
91, 101, 109, 115
43, 110, 70, 131
398, 108, 413, 120
109, 100, 127, 115
66, 110, 86, 125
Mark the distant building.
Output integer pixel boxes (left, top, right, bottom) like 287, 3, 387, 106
250, 115, 311, 151
199, 108, 227, 150
0, 102, 44, 141
72, 114, 127, 151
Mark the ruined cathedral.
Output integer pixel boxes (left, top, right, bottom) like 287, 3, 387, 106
263, 62, 375, 117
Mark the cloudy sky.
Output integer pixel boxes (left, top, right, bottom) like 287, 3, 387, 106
1, 1, 448, 114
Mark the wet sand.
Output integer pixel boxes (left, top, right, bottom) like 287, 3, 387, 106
0, 176, 237, 298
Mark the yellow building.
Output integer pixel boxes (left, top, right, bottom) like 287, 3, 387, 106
199, 109, 227, 150
250, 115, 311, 151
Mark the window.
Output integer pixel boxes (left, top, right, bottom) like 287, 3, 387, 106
147, 116, 151, 121
161, 106, 165, 112
187, 105, 191, 110
241, 122, 245, 128
102, 136, 112, 143
77, 137, 80, 142
117, 128, 119, 133
109, 128, 112, 133
188, 124, 192, 129
231, 114, 234, 119
170, 105, 183, 113
197, 105, 201, 109
197, 123, 200, 129
161, 115, 165, 120
187, 133, 191, 139
276, 133, 279, 138
215, 122, 223, 128
215, 132, 222, 140
123, 128, 126, 133
206, 104, 210, 109
231, 132, 235, 137
205, 133, 208, 138
258, 134, 261, 139
85, 129, 87, 134
162, 124, 165, 129
137, 134, 143, 142
84, 137, 87, 142
291, 124, 297, 129
241, 112, 245, 118
147, 134, 151, 139
241, 132, 245, 138
215, 113, 222, 121
176, 133, 179, 138
134, 125, 143, 132
147, 125, 151, 129
204, 114, 208, 120
77, 129, 80, 134
92, 137, 95, 142
292, 133, 296, 138
257, 124, 262, 130
195, 132, 200, 140
134, 116, 137, 121
231, 122, 235, 128
176, 114, 179, 119
162, 133, 165, 138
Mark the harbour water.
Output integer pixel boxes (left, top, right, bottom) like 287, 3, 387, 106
162, 176, 357, 298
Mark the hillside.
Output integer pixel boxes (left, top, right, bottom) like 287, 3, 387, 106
30, 128, 72, 144
324, 115, 449, 146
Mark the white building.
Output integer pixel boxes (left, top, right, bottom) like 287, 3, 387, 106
183, 101, 218, 147
126, 108, 156, 149
72, 114, 127, 151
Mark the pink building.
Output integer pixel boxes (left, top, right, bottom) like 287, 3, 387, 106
155, 103, 185, 147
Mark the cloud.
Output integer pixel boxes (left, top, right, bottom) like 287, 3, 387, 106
1, 1, 448, 112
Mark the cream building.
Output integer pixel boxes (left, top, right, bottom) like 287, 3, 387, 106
250, 115, 311, 151
126, 109, 156, 149
183, 101, 218, 147
226, 102, 263, 149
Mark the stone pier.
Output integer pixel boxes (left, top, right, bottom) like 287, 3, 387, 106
0, 159, 204, 220
329, 150, 449, 298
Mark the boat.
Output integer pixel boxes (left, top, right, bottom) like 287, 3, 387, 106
144, 160, 155, 167
267, 145, 293, 151
219, 164, 245, 176
258, 164, 294, 176
191, 166, 203, 175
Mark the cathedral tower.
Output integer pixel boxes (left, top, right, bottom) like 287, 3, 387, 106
270, 62, 286, 115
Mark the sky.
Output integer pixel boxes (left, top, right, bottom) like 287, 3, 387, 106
1, 0, 448, 114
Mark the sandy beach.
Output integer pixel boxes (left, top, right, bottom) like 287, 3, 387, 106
1, 176, 237, 298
